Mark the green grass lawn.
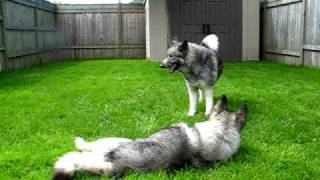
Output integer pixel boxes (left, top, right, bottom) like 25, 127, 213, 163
0, 60, 319, 179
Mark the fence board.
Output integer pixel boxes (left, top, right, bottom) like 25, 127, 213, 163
5, 0, 36, 27
2, 0, 57, 70
122, 12, 145, 45
0, 0, 6, 71
0, 2, 145, 71
263, 0, 320, 67
57, 4, 145, 59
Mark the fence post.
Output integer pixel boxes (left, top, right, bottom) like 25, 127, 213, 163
118, 0, 123, 58
299, 0, 306, 66
0, 0, 7, 71
35, 0, 41, 65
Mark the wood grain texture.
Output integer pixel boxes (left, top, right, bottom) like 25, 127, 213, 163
57, 4, 146, 59
1, 2, 146, 71
264, 0, 320, 67
3, 0, 57, 71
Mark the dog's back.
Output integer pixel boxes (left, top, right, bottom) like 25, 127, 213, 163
105, 126, 190, 172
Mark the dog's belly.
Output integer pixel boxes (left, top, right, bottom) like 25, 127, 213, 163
187, 79, 208, 89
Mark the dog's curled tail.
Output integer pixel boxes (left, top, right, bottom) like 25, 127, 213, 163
201, 34, 219, 51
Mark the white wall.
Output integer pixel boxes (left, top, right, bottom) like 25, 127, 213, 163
242, 0, 260, 60
145, 0, 169, 60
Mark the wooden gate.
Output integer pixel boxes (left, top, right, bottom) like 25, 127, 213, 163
168, 0, 242, 61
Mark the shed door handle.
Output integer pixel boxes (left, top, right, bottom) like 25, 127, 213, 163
206, 24, 210, 35
202, 24, 206, 35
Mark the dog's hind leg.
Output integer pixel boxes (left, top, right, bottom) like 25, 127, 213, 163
54, 151, 115, 180
186, 81, 199, 116
204, 87, 213, 116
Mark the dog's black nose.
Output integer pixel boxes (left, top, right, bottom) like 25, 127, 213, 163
160, 63, 166, 68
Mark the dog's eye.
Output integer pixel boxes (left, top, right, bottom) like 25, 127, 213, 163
169, 54, 173, 58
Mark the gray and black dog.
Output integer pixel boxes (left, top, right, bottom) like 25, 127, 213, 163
160, 34, 223, 116
53, 95, 247, 179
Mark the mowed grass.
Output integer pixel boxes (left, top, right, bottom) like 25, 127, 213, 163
0, 60, 319, 180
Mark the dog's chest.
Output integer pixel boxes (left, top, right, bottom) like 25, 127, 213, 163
194, 121, 240, 161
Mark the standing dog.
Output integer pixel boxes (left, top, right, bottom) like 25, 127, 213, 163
53, 95, 247, 179
160, 34, 223, 116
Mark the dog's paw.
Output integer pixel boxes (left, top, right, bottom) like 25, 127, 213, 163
75, 137, 86, 151
205, 112, 211, 117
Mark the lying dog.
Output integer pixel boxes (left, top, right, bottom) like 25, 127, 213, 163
160, 34, 223, 116
53, 95, 247, 179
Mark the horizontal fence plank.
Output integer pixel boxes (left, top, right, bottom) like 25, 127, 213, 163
0, 47, 6, 51
11, 0, 36, 9
265, 0, 302, 8
10, 0, 56, 12
303, 44, 320, 52
265, 49, 300, 57
58, 45, 145, 49
7, 49, 53, 58
36, 0, 57, 12
57, 4, 144, 13
37, 27, 56, 31
5, 25, 56, 32
5, 25, 37, 31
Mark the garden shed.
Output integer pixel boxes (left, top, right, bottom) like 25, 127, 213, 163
145, 0, 260, 61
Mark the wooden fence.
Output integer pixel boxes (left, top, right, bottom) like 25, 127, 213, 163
0, 0, 57, 71
263, 0, 320, 68
0, 0, 5, 71
56, 4, 145, 60
0, 1, 145, 71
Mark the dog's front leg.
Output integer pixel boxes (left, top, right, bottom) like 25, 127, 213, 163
186, 81, 199, 116
198, 89, 204, 102
204, 87, 213, 116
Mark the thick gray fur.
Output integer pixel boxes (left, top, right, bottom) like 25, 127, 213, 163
53, 95, 248, 179
160, 35, 224, 116
161, 39, 223, 87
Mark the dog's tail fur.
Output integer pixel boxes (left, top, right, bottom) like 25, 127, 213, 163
201, 34, 223, 79
201, 34, 219, 51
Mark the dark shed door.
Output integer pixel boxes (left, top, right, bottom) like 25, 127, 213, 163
168, 0, 242, 61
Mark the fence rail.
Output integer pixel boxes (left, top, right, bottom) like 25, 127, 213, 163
0, 0, 57, 70
0, 1, 145, 71
263, 0, 320, 68
57, 4, 145, 60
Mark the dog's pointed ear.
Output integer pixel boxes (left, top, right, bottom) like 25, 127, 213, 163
214, 95, 228, 113
178, 40, 188, 53
209, 95, 227, 119
236, 102, 248, 130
